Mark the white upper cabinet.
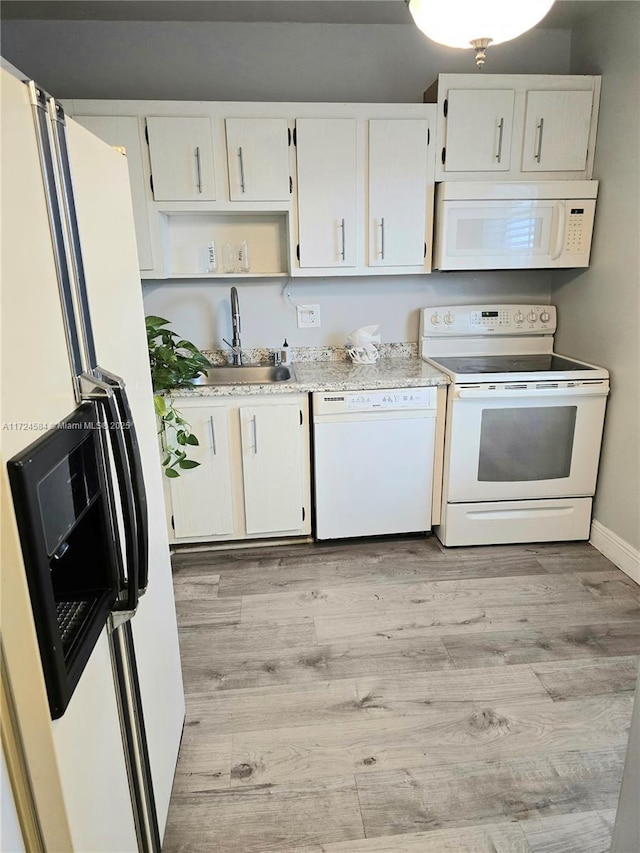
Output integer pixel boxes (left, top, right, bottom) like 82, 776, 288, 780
146, 117, 216, 201
74, 115, 154, 270
295, 118, 358, 268
431, 74, 600, 182
442, 89, 515, 173
368, 119, 430, 267
225, 118, 291, 201
521, 90, 594, 173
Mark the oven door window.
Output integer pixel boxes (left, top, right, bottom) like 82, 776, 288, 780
478, 406, 577, 482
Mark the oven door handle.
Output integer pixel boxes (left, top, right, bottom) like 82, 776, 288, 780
454, 385, 609, 400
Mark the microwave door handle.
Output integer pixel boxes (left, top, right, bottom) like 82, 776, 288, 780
80, 375, 139, 613
550, 201, 566, 261
97, 368, 149, 595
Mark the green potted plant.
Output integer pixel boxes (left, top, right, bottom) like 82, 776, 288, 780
145, 315, 211, 478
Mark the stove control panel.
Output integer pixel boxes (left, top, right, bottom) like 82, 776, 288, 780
420, 305, 557, 337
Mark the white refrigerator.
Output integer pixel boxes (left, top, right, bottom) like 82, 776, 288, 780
1, 67, 184, 851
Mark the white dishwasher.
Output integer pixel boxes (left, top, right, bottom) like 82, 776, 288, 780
312, 387, 437, 540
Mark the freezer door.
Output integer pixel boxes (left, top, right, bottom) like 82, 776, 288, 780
63, 116, 185, 840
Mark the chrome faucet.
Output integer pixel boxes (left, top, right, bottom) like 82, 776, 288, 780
226, 286, 242, 365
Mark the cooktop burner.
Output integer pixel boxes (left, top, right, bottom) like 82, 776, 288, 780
431, 354, 594, 374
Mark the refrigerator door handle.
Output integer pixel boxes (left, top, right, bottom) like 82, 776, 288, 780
80, 374, 139, 615
96, 368, 150, 595
47, 96, 99, 374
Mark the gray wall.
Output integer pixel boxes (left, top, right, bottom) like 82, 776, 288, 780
143, 272, 553, 351
0, 20, 570, 101
553, 2, 640, 550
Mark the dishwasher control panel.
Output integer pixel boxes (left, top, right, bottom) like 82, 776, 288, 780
313, 387, 437, 416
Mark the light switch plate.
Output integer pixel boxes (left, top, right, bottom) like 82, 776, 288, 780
297, 304, 321, 328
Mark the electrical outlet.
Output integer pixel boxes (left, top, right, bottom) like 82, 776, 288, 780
296, 304, 321, 328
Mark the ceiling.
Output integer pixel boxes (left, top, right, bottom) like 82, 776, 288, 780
0, 0, 619, 25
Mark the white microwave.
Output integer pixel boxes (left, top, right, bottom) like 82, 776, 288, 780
433, 181, 598, 270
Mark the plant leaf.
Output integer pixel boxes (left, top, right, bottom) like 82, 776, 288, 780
164, 467, 180, 478
178, 459, 200, 469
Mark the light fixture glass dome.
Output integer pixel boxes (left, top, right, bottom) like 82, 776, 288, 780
408, 0, 556, 59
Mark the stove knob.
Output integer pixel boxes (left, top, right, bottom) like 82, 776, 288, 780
431, 312, 440, 326
527, 310, 538, 323
540, 310, 551, 324
444, 312, 454, 325
514, 311, 524, 324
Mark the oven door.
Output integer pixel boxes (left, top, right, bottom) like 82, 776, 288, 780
445, 382, 608, 502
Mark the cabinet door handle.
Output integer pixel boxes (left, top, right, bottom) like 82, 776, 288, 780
340, 218, 346, 261
209, 416, 217, 455
535, 117, 545, 164
252, 415, 258, 454
195, 146, 202, 193
380, 217, 385, 260
495, 117, 505, 162
238, 146, 246, 193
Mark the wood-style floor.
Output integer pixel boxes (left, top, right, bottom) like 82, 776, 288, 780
162, 536, 640, 853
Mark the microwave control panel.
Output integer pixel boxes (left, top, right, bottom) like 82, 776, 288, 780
565, 207, 588, 253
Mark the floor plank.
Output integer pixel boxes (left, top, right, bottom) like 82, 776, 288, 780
355, 750, 625, 839
177, 620, 319, 693
532, 656, 639, 701
239, 573, 594, 623
172, 536, 444, 570
432, 540, 604, 563
180, 665, 552, 738
228, 695, 632, 786
442, 622, 640, 669
170, 727, 232, 795
314, 597, 640, 644
172, 572, 220, 599
163, 777, 365, 853
174, 596, 242, 627
216, 554, 548, 598
321, 820, 531, 852
178, 635, 454, 693
535, 547, 618, 574
577, 570, 640, 603
182, 679, 358, 736
519, 808, 616, 853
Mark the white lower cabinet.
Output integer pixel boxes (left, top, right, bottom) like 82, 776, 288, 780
166, 394, 311, 543
167, 406, 234, 539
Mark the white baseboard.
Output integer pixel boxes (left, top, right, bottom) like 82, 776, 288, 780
590, 520, 640, 585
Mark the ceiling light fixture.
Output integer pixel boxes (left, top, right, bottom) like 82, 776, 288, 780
407, 0, 557, 68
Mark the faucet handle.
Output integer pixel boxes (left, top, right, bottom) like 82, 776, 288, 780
222, 339, 243, 365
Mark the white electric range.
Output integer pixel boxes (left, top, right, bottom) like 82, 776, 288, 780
420, 304, 609, 546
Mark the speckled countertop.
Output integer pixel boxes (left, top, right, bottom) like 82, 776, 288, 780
171, 344, 448, 398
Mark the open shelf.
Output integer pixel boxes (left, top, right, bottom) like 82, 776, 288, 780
159, 211, 290, 278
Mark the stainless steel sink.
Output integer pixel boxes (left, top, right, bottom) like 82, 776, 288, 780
191, 364, 294, 386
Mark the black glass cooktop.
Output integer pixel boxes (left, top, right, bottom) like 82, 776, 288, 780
432, 354, 593, 374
